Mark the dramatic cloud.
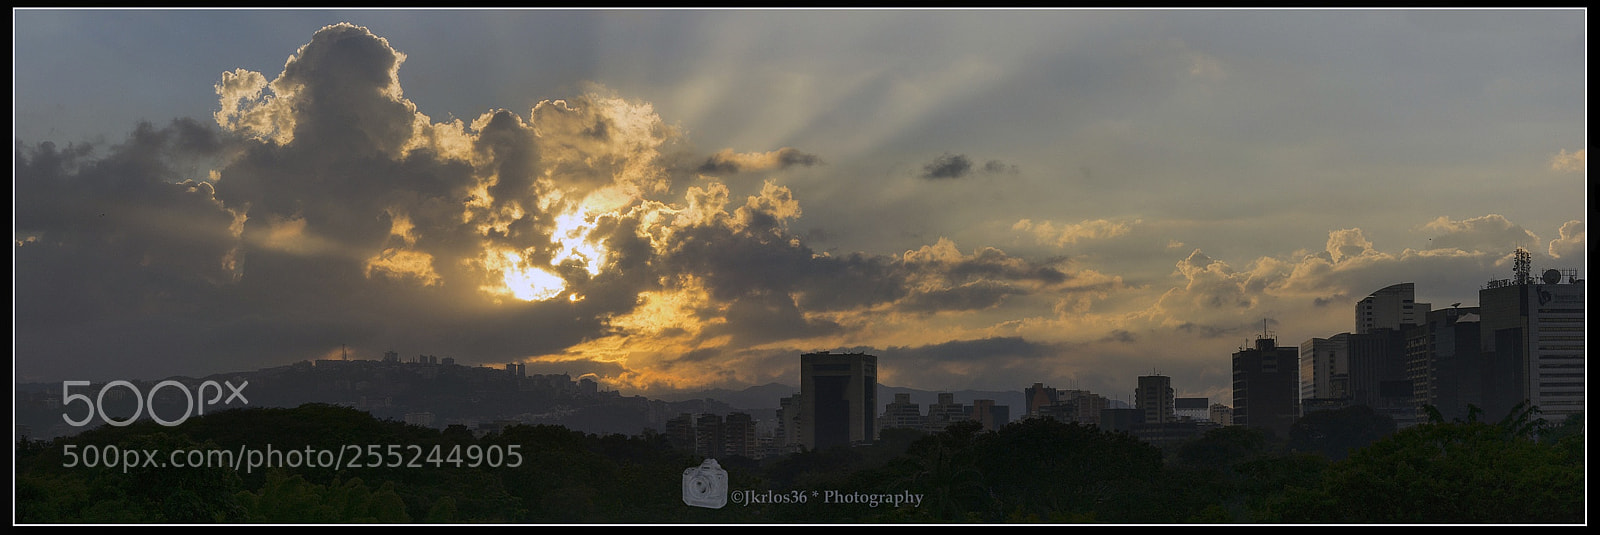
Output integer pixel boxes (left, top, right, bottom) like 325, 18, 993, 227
14, 23, 1117, 391
18, 23, 699, 383
14, 13, 1586, 408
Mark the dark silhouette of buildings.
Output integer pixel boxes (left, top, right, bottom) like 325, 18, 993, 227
1405, 306, 1482, 422
800, 351, 877, 450
1348, 328, 1414, 426
1300, 283, 1426, 426
1024, 383, 1110, 426
1298, 253, 1585, 428
1233, 335, 1299, 438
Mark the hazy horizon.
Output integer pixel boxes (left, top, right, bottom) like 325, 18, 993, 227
13, 8, 1588, 406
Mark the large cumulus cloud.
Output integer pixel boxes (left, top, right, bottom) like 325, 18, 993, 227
14, 22, 1099, 391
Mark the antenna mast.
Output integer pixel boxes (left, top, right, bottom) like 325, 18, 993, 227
1514, 247, 1532, 285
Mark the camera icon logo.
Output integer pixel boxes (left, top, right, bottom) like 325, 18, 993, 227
681, 458, 728, 509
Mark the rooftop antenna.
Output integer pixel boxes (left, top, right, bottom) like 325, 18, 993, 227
1514, 247, 1532, 285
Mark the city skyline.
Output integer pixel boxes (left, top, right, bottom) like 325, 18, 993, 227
13, 9, 1588, 406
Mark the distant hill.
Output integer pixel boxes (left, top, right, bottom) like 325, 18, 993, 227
648, 382, 800, 410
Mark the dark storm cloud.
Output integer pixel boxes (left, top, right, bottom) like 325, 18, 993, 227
878, 337, 1060, 367
918, 153, 1020, 180
920, 152, 972, 180
15, 120, 244, 325
777, 148, 824, 168
1312, 292, 1349, 308
695, 147, 823, 175
801, 337, 1067, 390
703, 290, 845, 346
1174, 322, 1245, 339
1099, 330, 1138, 344
982, 159, 1019, 174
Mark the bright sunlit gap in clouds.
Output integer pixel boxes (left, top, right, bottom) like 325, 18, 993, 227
490, 250, 566, 302
484, 209, 612, 303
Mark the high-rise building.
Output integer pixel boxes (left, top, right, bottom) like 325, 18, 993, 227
970, 399, 1009, 431
800, 351, 877, 450
695, 413, 725, 458
879, 393, 925, 432
1233, 336, 1300, 438
1300, 336, 1351, 404
1175, 397, 1210, 421
1404, 306, 1482, 423
666, 413, 696, 452
925, 392, 966, 433
1208, 404, 1233, 426
777, 393, 802, 451
1478, 263, 1586, 421
1025, 383, 1059, 418
1357, 282, 1431, 335
1023, 384, 1108, 426
1347, 328, 1414, 425
1344, 283, 1430, 426
1136, 375, 1175, 424
1064, 390, 1109, 426
723, 413, 756, 459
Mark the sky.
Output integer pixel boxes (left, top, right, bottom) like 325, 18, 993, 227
12, 8, 1588, 406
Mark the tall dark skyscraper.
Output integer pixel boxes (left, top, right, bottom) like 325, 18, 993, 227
800, 351, 877, 450
1233, 336, 1300, 439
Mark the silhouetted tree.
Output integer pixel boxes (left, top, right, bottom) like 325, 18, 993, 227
1287, 404, 1397, 460
1273, 405, 1583, 523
